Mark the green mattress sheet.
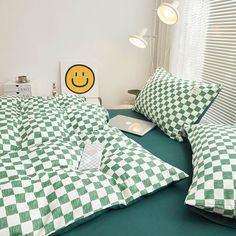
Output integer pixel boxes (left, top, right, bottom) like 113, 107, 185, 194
55, 109, 235, 236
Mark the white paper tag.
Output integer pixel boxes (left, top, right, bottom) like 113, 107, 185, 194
192, 87, 201, 96
78, 142, 104, 171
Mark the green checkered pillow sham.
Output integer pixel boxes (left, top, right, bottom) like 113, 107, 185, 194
185, 124, 236, 219
133, 67, 221, 142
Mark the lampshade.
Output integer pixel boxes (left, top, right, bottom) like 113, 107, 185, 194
157, 0, 179, 25
129, 28, 148, 49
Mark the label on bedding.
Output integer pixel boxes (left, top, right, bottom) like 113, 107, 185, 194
79, 142, 104, 171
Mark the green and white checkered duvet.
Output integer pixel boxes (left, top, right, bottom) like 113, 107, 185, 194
0, 95, 188, 236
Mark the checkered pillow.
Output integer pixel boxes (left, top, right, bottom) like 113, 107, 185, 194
185, 124, 236, 219
133, 67, 221, 141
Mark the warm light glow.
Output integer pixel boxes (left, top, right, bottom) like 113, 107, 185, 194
129, 36, 147, 49
129, 123, 142, 133
157, 1, 179, 25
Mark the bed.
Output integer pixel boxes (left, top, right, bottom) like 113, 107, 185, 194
54, 109, 235, 236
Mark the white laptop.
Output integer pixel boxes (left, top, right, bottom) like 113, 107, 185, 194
109, 115, 155, 136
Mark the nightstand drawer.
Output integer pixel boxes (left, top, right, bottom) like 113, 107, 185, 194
4, 83, 32, 97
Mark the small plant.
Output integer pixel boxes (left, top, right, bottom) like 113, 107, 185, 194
128, 89, 141, 99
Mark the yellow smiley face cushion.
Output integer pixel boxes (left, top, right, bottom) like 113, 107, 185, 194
65, 64, 95, 94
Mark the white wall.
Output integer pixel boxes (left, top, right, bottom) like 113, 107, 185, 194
0, 0, 155, 107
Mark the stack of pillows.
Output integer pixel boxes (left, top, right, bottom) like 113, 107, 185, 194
133, 67, 236, 226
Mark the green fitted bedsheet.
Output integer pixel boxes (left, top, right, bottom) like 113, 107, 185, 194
56, 109, 235, 236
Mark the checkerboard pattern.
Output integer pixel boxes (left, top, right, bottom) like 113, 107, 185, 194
69, 126, 134, 154
0, 95, 188, 235
20, 113, 66, 148
21, 96, 60, 115
185, 124, 236, 219
0, 149, 124, 236
0, 119, 20, 154
68, 127, 187, 203
0, 97, 21, 154
55, 94, 86, 109
133, 67, 221, 142
64, 103, 109, 134
102, 140, 187, 203
0, 97, 20, 119
0, 96, 20, 109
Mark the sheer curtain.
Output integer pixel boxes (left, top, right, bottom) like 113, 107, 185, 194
154, 0, 171, 71
157, 0, 236, 124
155, 0, 208, 80
169, 0, 208, 81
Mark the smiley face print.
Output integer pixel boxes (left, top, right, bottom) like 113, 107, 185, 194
65, 64, 95, 94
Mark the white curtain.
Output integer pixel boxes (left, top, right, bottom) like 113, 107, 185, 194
168, 0, 208, 81
154, 0, 171, 71
157, 0, 236, 124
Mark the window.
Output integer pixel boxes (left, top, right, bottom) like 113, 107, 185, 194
202, 0, 236, 124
